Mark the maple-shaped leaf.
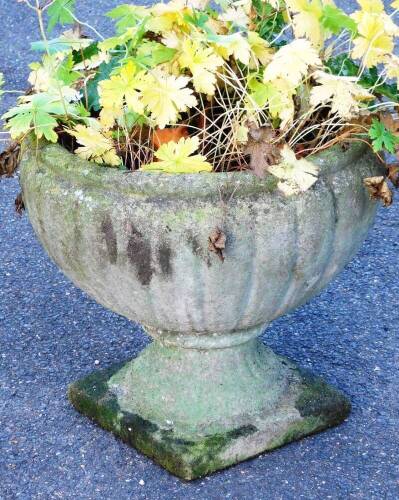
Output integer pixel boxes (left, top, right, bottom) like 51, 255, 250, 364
139, 71, 197, 129
47, 0, 76, 33
351, 14, 394, 68
107, 4, 149, 34
263, 39, 321, 88
178, 40, 224, 95
268, 145, 319, 196
310, 71, 373, 119
208, 32, 251, 66
99, 61, 145, 129
147, 0, 190, 33
135, 41, 177, 68
2, 93, 72, 142
141, 136, 212, 173
68, 124, 121, 166
247, 79, 295, 128
321, 5, 357, 35
286, 0, 324, 47
368, 119, 399, 154
29, 54, 80, 93
248, 31, 274, 68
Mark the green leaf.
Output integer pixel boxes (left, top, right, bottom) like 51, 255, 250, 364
31, 38, 74, 54
135, 42, 176, 68
2, 93, 71, 142
107, 4, 148, 34
114, 111, 147, 133
251, 0, 285, 43
183, 11, 210, 30
85, 59, 121, 111
56, 54, 81, 85
321, 5, 357, 35
369, 119, 399, 154
6, 112, 34, 138
248, 79, 270, 107
325, 54, 359, 77
47, 0, 76, 33
34, 110, 59, 142
72, 42, 99, 64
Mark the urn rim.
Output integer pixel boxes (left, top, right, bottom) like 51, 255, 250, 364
23, 139, 371, 200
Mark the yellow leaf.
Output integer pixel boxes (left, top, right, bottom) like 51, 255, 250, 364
98, 61, 144, 129
248, 31, 274, 68
310, 71, 373, 119
286, 0, 325, 47
271, 79, 296, 128
139, 71, 197, 129
245, 79, 295, 128
178, 40, 224, 95
355, 0, 384, 15
264, 39, 321, 88
68, 124, 121, 166
351, 14, 394, 67
268, 145, 319, 196
392, 0, 399, 9
232, 120, 249, 145
148, 0, 190, 33
141, 136, 213, 173
217, 33, 251, 65
384, 55, 399, 88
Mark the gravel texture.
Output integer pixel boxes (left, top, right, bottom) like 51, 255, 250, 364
1, 1, 399, 498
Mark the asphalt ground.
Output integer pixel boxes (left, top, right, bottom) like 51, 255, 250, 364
1, 1, 398, 498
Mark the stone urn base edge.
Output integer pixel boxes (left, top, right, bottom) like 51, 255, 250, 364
67, 342, 350, 480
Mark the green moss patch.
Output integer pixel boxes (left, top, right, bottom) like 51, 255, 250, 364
68, 360, 351, 480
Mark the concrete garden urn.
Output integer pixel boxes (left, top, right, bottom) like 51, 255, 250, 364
20, 141, 381, 479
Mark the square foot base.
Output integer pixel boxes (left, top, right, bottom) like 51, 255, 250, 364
68, 354, 350, 480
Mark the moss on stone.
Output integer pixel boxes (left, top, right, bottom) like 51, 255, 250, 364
295, 369, 351, 426
69, 365, 259, 480
68, 360, 352, 481
268, 416, 323, 450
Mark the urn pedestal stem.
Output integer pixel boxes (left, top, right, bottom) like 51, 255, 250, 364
68, 326, 351, 480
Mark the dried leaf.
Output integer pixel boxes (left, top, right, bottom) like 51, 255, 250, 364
15, 192, 25, 215
152, 126, 189, 149
379, 112, 399, 135
208, 227, 226, 262
0, 141, 21, 177
269, 145, 319, 196
364, 176, 393, 207
387, 164, 399, 188
243, 125, 281, 178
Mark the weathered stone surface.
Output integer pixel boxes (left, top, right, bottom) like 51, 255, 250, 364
19, 142, 382, 334
68, 343, 350, 480
19, 141, 381, 478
